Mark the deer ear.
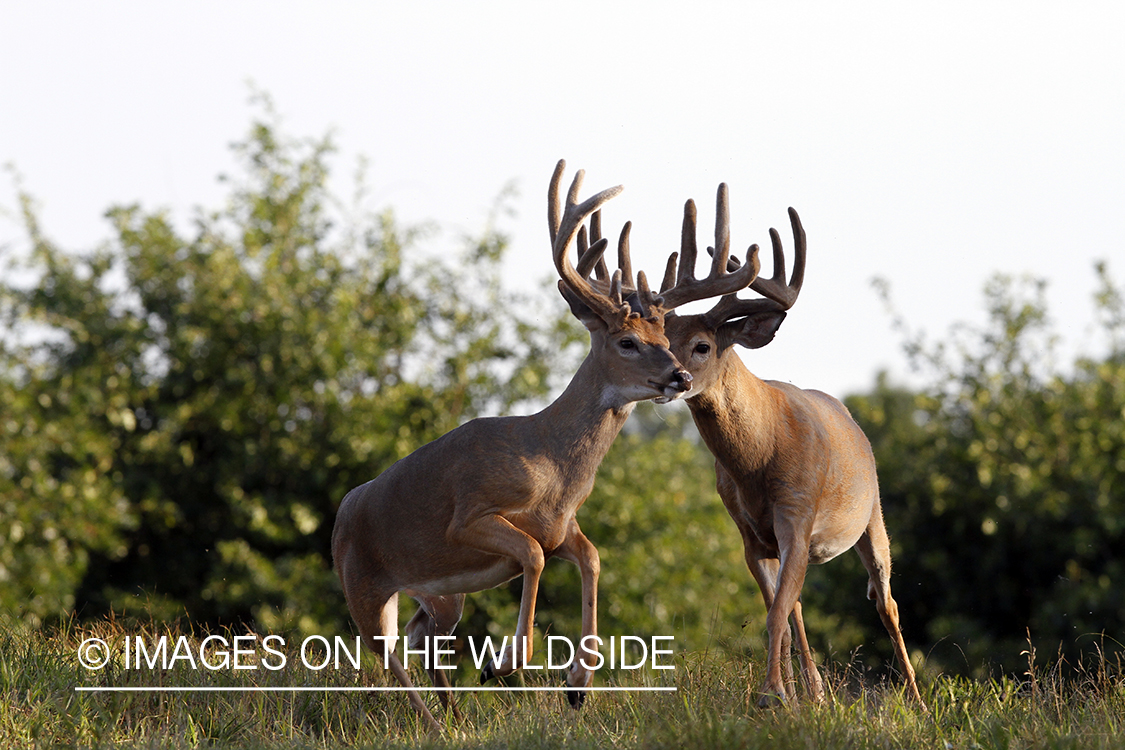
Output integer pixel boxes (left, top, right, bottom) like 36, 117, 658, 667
717, 310, 786, 351
559, 280, 610, 332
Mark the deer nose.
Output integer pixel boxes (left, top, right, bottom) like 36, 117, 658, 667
670, 369, 693, 392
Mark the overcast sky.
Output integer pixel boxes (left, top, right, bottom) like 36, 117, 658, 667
3, 2, 1122, 399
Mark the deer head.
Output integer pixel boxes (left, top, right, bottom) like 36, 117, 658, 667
661, 184, 806, 395
549, 160, 691, 405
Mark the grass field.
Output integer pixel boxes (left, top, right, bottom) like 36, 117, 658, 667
2, 619, 1122, 749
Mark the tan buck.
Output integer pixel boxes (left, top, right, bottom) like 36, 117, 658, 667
659, 185, 924, 707
331, 162, 758, 731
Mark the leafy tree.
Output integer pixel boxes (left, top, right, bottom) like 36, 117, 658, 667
0, 102, 579, 633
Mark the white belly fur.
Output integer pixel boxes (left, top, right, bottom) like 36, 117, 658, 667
404, 559, 523, 597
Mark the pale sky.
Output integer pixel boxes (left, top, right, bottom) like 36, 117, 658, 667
3, 2, 1123, 399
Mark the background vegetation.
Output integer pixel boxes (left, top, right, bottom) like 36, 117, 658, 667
2, 104, 1122, 694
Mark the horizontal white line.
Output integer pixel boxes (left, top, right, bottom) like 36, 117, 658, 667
75, 686, 676, 693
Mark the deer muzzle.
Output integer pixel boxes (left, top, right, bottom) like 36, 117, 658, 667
654, 368, 693, 403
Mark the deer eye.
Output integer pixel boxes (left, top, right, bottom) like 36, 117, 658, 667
694, 342, 711, 355
618, 338, 636, 350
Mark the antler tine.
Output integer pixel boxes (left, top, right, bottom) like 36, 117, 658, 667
575, 209, 609, 278
550, 160, 626, 320
583, 210, 610, 282
659, 252, 678, 295
748, 207, 806, 310
659, 186, 760, 310
617, 221, 634, 288
787, 207, 807, 295
611, 221, 663, 317
576, 236, 610, 278
548, 160, 565, 244
701, 207, 806, 328
578, 208, 612, 281
590, 209, 602, 245
709, 184, 731, 280
634, 270, 655, 318
609, 269, 624, 307
678, 200, 698, 285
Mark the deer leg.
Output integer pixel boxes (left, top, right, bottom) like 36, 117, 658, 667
553, 519, 601, 709
788, 597, 824, 702
854, 506, 925, 707
407, 594, 466, 722
346, 588, 442, 733
759, 523, 813, 707
720, 469, 797, 702
745, 554, 796, 700
744, 522, 819, 700
754, 550, 819, 702
451, 515, 546, 681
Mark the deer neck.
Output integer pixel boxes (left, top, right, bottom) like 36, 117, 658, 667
535, 352, 635, 469
685, 353, 780, 475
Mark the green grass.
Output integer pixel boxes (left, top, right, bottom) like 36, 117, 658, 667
2, 619, 1121, 749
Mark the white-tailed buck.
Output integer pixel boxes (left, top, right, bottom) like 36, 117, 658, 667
331, 162, 759, 731
660, 186, 924, 707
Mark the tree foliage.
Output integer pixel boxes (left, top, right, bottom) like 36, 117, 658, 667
0, 104, 579, 631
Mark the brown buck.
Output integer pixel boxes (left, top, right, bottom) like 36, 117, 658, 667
659, 186, 924, 707
331, 162, 758, 731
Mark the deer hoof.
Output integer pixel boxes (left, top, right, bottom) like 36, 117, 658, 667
567, 688, 587, 710
480, 661, 495, 684
756, 691, 784, 709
